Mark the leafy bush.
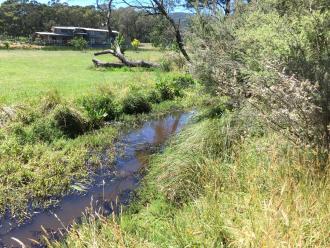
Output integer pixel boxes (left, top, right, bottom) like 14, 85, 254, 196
173, 75, 195, 88
33, 37, 44, 45
69, 37, 88, 51
80, 94, 119, 127
156, 77, 183, 101
159, 53, 188, 72
131, 38, 140, 50
30, 118, 62, 143
52, 105, 86, 138
163, 52, 187, 71
9, 123, 29, 145
4, 41, 10, 49
14, 107, 40, 126
147, 89, 162, 104
189, 1, 330, 151
122, 92, 152, 115
8, 115, 62, 144
114, 33, 127, 52
203, 103, 227, 119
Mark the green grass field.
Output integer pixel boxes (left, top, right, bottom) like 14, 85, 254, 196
0, 46, 164, 104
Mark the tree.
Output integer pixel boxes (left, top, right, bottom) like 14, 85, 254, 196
188, 0, 330, 152
96, 0, 114, 38
121, 0, 191, 62
185, 0, 232, 16
0, 0, 103, 37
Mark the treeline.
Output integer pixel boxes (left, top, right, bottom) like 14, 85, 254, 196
0, 0, 176, 44
0, 0, 103, 37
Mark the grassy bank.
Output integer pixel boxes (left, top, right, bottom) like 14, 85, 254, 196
56, 108, 330, 247
0, 80, 201, 223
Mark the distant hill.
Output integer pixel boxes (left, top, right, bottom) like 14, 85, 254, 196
170, 12, 193, 27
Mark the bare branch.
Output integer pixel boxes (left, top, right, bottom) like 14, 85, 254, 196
93, 46, 160, 68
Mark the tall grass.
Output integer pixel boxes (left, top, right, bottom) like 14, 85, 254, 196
55, 110, 330, 247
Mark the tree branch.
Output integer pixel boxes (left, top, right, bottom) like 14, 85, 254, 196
93, 46, 160, 68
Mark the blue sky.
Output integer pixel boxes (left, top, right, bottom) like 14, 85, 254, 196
0, 0, 97, 6
0, 0, 162, 8
0, 0, 191, 12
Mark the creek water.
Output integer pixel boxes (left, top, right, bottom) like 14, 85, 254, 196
0, 111, 193, 248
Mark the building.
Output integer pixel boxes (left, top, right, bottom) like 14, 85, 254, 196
34, 26, 119, 47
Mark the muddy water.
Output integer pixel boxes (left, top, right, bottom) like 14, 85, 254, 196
0, 111, 193, 247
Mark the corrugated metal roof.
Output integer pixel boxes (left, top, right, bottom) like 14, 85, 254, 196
52, 26, 115, 33
35, 32, 72, 37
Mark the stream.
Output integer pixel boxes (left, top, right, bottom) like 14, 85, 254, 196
0, 111, 194, 248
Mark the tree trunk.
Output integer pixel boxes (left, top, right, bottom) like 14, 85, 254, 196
225, 0, 231, 15
93, 46, 160, 68
152, 0, 191, 62
92, 59, 128, 68
107, 0, 113, 38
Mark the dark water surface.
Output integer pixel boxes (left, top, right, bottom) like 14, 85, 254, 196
0, 111, 193, 247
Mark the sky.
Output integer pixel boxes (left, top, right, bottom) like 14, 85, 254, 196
0, 0, 191, 12
0, 0, 98, 6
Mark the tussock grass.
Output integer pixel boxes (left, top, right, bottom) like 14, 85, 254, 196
57, 111, 330, 247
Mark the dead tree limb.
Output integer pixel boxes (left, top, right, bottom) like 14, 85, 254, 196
93, 46, 160, 68
153, 0, 191, 62
122, 0, 191, 62
92, 59, 127, 68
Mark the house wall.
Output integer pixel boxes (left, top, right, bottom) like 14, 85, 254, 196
86, 30, 109, 45
35, 27, 116, 47
53, 28, 74, 36
36, 34, 69, 45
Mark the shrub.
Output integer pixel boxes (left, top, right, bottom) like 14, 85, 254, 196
188, 1, 330, 151
173, 75, 195, 88
162, 52, 187, 71
30, 118, 62, 143
147, 89, 162, 104
52, 105, 86, 138
122, 92, 152, 115
9, 123, 29, 144
80, 94, 119, 127
156, 77, 183, 101
114, 33, 127, 53
131, 38, 140, 50
69, 37, 88, 51
204, 103, 227, 119
4, 41, 10, 50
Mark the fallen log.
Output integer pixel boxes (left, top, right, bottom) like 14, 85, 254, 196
92, 59, 127, 68
93, 46, 160, 68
